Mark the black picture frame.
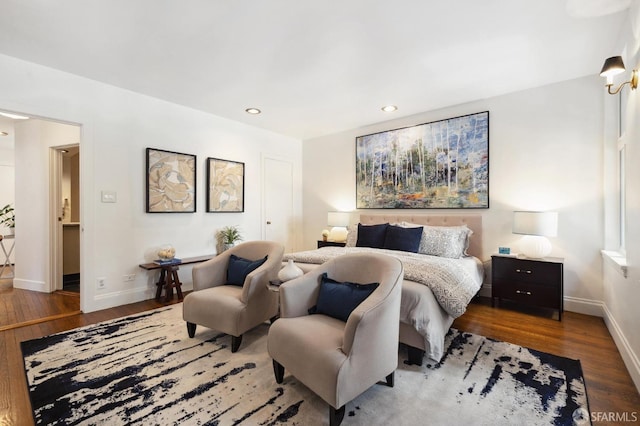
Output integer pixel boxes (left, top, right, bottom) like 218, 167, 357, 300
355, 111, 489, 209
206, 157, 245, 213
146, 148, 196, 213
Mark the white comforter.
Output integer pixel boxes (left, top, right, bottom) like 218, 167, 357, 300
283, 246, 482, 318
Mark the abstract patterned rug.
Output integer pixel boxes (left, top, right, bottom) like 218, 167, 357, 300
21, 305, 590, 425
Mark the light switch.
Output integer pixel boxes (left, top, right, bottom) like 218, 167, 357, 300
101, 190, 117, 203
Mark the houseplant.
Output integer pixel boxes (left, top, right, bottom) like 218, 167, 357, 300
217, 225, 242, 251
0, 204, 15, 234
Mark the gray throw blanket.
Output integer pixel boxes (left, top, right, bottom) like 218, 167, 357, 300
283, 246, 480, 318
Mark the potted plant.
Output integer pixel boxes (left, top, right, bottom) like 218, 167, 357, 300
0, 204, 15, 235
217, 225, 242, 252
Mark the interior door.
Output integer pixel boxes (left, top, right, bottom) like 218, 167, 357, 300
263, 156, 294, 253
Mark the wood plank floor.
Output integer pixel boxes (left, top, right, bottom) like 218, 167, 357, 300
0, 284, 638, 426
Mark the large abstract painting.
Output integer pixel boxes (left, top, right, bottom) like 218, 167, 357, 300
356, 111, 489, 209
146, 148, 196, 213
207, 157, 245, 212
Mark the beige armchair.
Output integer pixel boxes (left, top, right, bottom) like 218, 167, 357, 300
267, 253, 403, 426
183, 240, 284, 352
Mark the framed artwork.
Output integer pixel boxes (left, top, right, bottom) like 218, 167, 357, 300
207, 157, 245, 212
356, 111, 489, 209
146, 148, 196, 213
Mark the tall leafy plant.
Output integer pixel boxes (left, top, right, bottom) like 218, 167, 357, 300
0, 204, 15, 229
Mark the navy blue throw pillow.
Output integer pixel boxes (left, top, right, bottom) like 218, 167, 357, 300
226, 254, 268, 286
383, 225, 423, 253
356, 223, 389, 248
308, 273, 379, 322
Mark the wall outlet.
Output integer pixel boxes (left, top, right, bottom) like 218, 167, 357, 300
123, 274, 136, 282
97, 277, 106, 289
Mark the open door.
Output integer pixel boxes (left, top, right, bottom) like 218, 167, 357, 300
51, 145, 80, 292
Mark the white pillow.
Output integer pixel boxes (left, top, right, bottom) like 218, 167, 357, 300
345, 224, 358, 247
400, 222, 472, 258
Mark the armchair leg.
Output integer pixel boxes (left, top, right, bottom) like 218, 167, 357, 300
407, 346, 425, 366
329, 405, 345, 426
272, 360, 284, 384
186, 322, 196, 338
231, 335, 243, 353
385, 371, 395, 387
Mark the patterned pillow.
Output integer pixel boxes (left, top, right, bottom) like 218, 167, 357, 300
345, 224, 358, 247
400, 222, 473, 258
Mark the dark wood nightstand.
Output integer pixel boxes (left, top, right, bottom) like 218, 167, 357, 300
317, 240, 346, 248
491, 255, 564, 320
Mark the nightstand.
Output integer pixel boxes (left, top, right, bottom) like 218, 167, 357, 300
317, 240, 346, 248
491, 255, 564, 320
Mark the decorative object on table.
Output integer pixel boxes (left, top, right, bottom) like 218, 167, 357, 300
321, 229, 329, 241
157, 245, 176, 261
217, 225, 243, 252
512, 211, 558, 258
146, 148, 196, 213
277, 259, 303, 282
356, 111, 489, 209
22, 305, 589, 425
0, 203, 15, 234
327, 211, 350, 242
498, 246, 510, 255
207, 157, 245, 212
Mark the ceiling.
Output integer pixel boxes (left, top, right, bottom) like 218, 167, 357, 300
0, 0, 632, 140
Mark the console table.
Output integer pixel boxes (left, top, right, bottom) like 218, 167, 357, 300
139, 255, 214, 302
0, 234, 15, 278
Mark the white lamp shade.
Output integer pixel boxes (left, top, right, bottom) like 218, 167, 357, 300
327, 211, 350, 227
512, 211, 558, 237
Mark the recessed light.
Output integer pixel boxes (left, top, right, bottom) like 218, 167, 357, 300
0, 132, 8, 137
245, 108, 261, 115
60, 149, 69, 153
381, 105, 398, 113
0, 111, 29, 120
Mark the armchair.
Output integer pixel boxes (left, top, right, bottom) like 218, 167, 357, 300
183, 240, 284, 352
267, 253, 403, 426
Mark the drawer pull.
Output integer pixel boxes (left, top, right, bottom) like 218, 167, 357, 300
515, 269, 532, 274
516, 290, 532, 296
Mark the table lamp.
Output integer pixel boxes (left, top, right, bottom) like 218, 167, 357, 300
327, 211, 350, 242
512, 211, 558, 258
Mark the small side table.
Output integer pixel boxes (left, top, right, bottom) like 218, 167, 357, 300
139, 255, 214, 302
317, 240, 346, 248
0, 234, 15, 278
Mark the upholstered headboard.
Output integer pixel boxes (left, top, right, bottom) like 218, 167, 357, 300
358, 214, 483, 259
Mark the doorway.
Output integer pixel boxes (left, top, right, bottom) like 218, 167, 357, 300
56, 146, 80, 293
263, 156, 295, 252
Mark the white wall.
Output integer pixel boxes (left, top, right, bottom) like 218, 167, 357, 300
601, 5, 640, 392
303, 75, 604, 312
0, 53, 303, 312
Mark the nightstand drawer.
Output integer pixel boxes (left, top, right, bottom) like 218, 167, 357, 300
492, 282, 560, 309
492, 257, 560, 286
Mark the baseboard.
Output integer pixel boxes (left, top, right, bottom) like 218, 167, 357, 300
478, 284, 491, 298
563, 296, 604, 317
602, 303, 640, 394
88, 282, 194, 313
13, 278, 48, 292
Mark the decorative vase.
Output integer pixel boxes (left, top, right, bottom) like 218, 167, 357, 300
278, 259, 303, 282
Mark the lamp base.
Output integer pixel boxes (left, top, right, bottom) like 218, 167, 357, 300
328, 226, 348, 243
519, 235, 552, 259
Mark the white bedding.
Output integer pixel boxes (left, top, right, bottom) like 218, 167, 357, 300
284, 246, 482, 317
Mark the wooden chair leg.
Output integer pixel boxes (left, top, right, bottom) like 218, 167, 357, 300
186, 322, 196, 338
329, 405, 345, 426
231, 335, 243, 352
407, 346, 425, 366
272, 360, 284, 384
385, 371, 395, 387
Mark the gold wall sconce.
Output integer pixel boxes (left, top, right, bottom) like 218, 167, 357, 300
600, 56, 638, 95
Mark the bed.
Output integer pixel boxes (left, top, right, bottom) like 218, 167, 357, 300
283, 214, 484, 365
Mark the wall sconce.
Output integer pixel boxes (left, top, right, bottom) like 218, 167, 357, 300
327, 211, 350, 242
512, 211, 558, 258
600, 56, 638, 95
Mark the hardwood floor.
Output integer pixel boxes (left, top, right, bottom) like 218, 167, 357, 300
0, 284, 638, 426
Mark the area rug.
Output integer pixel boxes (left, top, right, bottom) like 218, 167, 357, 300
21, 305, 590, 425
